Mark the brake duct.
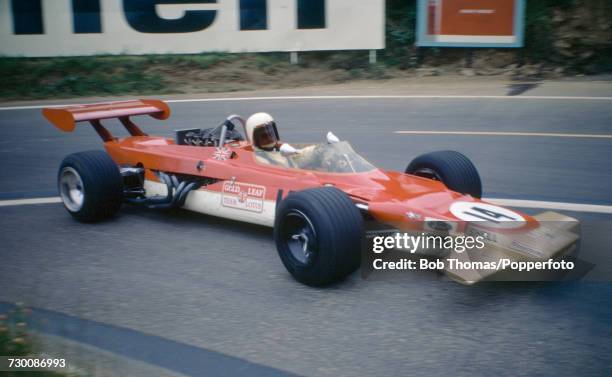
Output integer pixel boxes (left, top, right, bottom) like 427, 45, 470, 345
125, 171, 201, 209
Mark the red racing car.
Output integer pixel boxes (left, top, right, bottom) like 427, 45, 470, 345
44, 99, 579, 285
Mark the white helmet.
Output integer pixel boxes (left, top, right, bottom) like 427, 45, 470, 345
245, 112, 279, 150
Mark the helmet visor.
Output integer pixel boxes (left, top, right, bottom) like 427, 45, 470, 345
253, 122, 278, 148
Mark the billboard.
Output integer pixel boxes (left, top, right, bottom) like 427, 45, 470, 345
416, 0, 525, 48
0, 0, 385, 57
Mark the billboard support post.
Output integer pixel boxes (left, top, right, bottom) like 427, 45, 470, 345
369, 50, 377, 64
290, 52, 299, 65
465, 49, 473, 68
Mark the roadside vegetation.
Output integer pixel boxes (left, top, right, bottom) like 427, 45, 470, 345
1, 0, 610, 100
0, 305, 74, 377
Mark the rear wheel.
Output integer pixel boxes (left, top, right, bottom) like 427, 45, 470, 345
405, 150, 482, 198
58, 150, 123, 222
274, 187, 363, 286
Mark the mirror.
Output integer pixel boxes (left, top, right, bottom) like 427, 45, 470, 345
326, 131, 340, 144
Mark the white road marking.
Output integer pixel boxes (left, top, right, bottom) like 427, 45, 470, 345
1, 94, 612, 111
486, 198, 612, 214
394, 131, 612, 139
0, 195, 610, 214
0, 197, 62, 207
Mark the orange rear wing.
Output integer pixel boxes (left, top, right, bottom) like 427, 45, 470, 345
43, 99, 170, 141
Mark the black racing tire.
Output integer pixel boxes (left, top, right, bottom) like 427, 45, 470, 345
405, 150, 482, 198
274, 187, 364, 286
58, 150, 123, 222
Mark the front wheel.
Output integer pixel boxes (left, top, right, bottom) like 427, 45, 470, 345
405, 150, 482, 198
274, 187, 364, 286
58, 150, 123, 222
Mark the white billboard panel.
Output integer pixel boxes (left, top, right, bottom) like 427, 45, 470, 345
0, 0, 385, 57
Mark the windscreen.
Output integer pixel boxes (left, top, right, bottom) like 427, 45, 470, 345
255, 141, 376, 173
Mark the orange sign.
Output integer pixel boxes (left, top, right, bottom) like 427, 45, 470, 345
418, 0, 524, 47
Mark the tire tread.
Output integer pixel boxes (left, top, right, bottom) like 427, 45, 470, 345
405, 150, 482, 198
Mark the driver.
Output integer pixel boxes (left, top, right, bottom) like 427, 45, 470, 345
245, 112, 320, 168
246, 113, 294, 167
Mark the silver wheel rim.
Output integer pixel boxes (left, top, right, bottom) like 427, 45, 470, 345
282, 209, 318, 265
413, 167, 442, 181
59, 167, 85, 212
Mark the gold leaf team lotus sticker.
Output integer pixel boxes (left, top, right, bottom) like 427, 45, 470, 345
221, 182, 266, 213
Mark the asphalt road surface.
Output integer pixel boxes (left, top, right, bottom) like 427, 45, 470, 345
1, 89, 611, 377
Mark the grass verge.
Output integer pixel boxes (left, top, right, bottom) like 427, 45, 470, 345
1, 304, 78, 377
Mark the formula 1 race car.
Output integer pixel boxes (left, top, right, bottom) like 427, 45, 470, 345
43, 100, 580, 285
